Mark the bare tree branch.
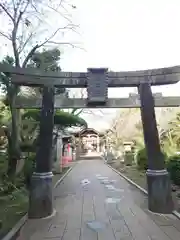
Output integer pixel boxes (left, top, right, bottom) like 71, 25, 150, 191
12, 0, 16, 11
12, 32, 20, 66
22, 22, 80, 67
0, 31, 12, 40
16, 1, 30, 27
22, 43, 39, 67
1, 1, 80, 67
18, 31, 36, 54
0, 3, 14, 22
47, 41, 85, 50
11, 1, 31, 66
47, 4, 73, 24
57, 0, 65, 8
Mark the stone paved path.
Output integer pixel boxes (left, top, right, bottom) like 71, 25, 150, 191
17, 160, 180, 240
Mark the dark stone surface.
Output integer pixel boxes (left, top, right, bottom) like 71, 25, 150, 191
146, 170, 173, 214
87, 68, 108, 105
138, 83, 165, 170
138, 83, 173, 214
35, 86, 55, 173
28, 172, 53, 219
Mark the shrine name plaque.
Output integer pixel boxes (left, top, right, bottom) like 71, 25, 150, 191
87, 68, 108, 106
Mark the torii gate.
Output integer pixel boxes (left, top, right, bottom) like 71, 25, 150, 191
0, 64, 179, 219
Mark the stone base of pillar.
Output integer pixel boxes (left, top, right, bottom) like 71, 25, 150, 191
28, 172, 53, 219
146, 169, 173, 214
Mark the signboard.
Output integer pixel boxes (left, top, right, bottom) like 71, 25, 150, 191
87, 68, 108, 105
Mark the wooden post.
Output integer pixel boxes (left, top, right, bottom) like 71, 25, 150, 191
138, 82, 173, 213
28, 86, 55, 218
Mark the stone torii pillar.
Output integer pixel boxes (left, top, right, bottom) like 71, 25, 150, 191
28, 86, 55, 218
138, 82, 173, 213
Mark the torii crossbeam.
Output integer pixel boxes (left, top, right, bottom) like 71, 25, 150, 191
14, 95, 180, 109
0, 63, 180, 87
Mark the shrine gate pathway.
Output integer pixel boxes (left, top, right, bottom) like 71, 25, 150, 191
17, 159, 180, 240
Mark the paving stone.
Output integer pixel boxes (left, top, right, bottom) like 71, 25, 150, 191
80, 224, 98, 240
62, 229, 80, 240
114, 236, 133, 240
44, 223, 66, 238
144, 209, 174, 226
82, 191, 95, 222
105, 203, 123, 221
93, 195, 109, 222
129, 203, 171, 240
117, 203, 152, 240
110, 219, 131, 237
160, 225, 180, 240
16, 160, 180, 240
65, 197, 82, 229
97, 225, 115, 240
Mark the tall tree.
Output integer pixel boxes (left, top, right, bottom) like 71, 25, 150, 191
28, 48, 68, 97
160, 112, 180, 155
0, 0, 77, 176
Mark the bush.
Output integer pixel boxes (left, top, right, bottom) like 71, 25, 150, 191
167, 155, 180, 186
136, 148, 148, 170
136, 147, 167, 171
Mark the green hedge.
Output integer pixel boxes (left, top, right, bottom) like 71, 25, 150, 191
167, 155, 180, 186
136, 148, 148, 170
136, 147, 167, 171
136, 148, 180, 186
